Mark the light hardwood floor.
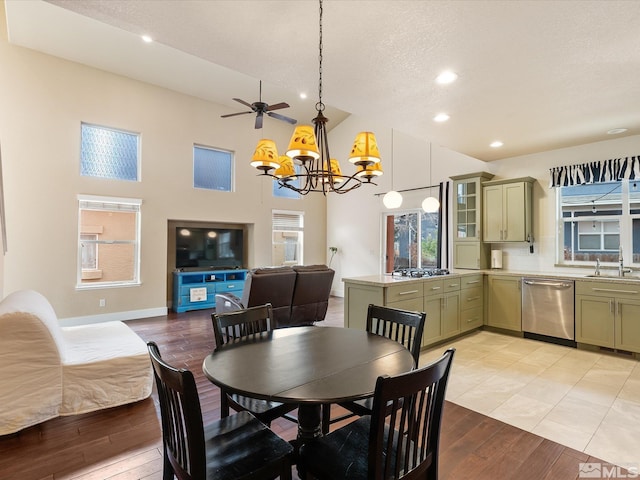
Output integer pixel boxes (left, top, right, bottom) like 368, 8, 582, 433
0, 297, 615, 480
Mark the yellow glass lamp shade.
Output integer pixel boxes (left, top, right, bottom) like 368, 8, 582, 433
250, 139, 280, 172
274, 155, 297, 180
323, 159, 345, 184
356, 162, 383, 180
286, 125, 320, 163
348, 131, 381, 166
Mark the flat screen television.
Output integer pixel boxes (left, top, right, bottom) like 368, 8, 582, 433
175, 226, 244, 270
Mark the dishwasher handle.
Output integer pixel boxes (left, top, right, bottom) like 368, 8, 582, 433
523, 279, 573, 288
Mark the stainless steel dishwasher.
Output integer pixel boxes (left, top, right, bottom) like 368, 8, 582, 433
522, 278, 575, 346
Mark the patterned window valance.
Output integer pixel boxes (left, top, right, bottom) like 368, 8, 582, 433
549, 156, 640, 187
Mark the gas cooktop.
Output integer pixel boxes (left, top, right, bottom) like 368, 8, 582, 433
392, 268, 450, 278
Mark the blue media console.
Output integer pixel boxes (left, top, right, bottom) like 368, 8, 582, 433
172, 269, 247, 313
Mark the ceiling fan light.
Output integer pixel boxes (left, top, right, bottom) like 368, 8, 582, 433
286, 125, 320, 163
422, 196, 440, 213
349, 132, 381, 166
250, 139, 280, 171
383, 190, 403, 209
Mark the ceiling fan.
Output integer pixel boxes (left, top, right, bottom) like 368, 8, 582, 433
221, 81, 297, 129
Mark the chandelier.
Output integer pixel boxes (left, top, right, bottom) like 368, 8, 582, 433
249, 0, 382, 195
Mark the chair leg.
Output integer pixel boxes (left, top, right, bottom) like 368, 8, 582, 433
281, 458, 293, 480
162, 449, 174, 480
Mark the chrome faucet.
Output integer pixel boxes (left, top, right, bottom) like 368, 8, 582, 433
595, 258, 600, 276
619, 246, 632, 277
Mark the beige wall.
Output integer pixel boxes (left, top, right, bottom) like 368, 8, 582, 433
0, 4, 327, 320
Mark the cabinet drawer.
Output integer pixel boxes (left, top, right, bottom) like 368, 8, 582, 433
461, 306, 483, 330
576, 280, 640, 298
386, 283, 423, 303
216, 281, 244, 293
461, 274, 483, 289
443, 278, 461, 292
423, 279, 444, 297
461, 286, 483, 310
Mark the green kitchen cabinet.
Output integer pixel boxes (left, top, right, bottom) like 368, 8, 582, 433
451, 172, 494, 269
483, 177, 534, 243
486, 274, 522, 332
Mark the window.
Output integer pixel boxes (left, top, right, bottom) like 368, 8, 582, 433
273, 165, 301, 199
384, 210, 439, 272
558, 181, 640, 265
80, 123, 139, 181
272, 210, 303, 265
77, 195, 141, 288
194, 145, 233, 191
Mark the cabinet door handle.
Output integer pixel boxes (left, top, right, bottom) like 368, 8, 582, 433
398, 290, 419, 295
467, 316, 479, 323
504, 229, 507, 240
467, 296, 480, 302
610, 300, 614, 314
466, 280, 480, 285
593, 288, 638, 295
448, 283, 459, 288
429, 286, 442, 291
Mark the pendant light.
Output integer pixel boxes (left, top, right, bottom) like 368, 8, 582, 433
383, 129, 403, 209
422, 142, 440, 213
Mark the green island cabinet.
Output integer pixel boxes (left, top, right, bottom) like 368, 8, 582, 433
450, 172, 494, 269
485, 274, 522, 332
483, 177, 534, 243
172, 269, 247, 313
575, 280, 640, 353
343, 273, 483, 348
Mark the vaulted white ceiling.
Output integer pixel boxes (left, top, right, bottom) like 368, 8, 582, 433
5, 0, 640, 161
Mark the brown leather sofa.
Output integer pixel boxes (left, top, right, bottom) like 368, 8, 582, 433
215, 265, 335, 328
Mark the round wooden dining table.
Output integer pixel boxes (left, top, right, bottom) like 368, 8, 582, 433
202, 325, 415, 444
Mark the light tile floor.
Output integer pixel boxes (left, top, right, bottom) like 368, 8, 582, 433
420, 331, 640, 468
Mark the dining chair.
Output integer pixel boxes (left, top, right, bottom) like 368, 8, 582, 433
211, 303, 298, 426
147, 341, 293, 480
322, 304, 426, 433
299, 348, 455, 480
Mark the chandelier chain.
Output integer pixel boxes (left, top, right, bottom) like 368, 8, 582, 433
317, 0, 324, 112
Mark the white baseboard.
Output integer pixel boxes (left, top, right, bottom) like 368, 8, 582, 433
59, 306, 168, 327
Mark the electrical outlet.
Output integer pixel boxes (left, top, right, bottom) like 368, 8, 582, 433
99, 299, 106, 307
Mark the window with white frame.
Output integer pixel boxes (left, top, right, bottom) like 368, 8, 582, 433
272, 211, 303, 265
80, 123, 140, 181
194, 145, 233, 191
383, 210, 439, 272
77, 195, 141, 287
558, 181, 640, 264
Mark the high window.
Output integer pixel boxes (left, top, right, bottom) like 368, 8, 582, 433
558, 180, 640, 265
193, 145, 233, 191
272, 210, 303, 265
80, 123, 139, 181
384, 210, 439, 272
77, 195, 141, 288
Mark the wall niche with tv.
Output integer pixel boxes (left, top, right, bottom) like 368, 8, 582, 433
167, 220, 248, 272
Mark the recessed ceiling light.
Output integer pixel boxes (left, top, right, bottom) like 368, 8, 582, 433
141, 35, 153, 43
434, 113, 450, 122
607, 128, 628, 135
299, 92, 308, 100
436, 71, 458, 85
490, 141, 504, 148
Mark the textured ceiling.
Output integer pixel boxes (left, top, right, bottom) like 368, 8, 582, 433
5, 0, 640, 161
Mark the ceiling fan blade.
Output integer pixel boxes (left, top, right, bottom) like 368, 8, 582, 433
267, 111, 298, 125
255, 112, 264, 129
233, 98, 254, 109
221, 111, 252, 118
266, 102, 290, 112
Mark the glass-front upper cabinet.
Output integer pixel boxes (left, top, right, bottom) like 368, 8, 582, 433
456, 181, 478, 240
